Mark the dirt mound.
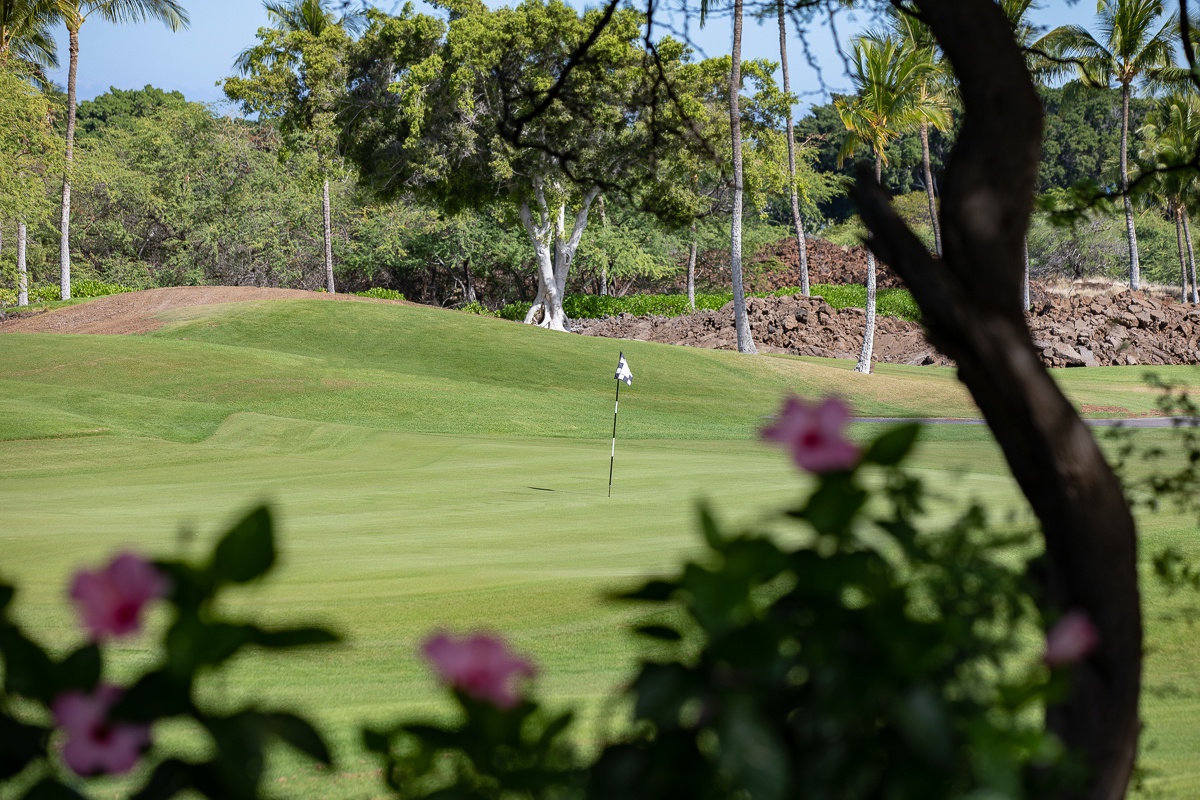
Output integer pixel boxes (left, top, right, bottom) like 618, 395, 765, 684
0, 286, 403, 335
575, 289, 1200, 369
749, 236, 906, 291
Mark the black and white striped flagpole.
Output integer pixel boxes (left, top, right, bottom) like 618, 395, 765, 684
608, 377, 620, 497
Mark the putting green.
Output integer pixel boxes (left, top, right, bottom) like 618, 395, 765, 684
1, 298, 1198, 796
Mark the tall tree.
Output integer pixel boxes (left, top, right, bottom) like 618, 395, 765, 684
835, 31, 943, 374
55, 0, 189, 301
776, 0, 810, 295
1139, 91, 1200, 302
1048, 0, 1177, 291
1000, 0, 1072, 309
887, 6, 954, 257
727, 0, 756, 353
0, 0, 61, 84
225, 0, 360, 294
0, 59, 58, 306
343, 1, 696, 332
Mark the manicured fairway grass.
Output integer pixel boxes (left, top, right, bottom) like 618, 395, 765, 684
2, 298, 1199, 797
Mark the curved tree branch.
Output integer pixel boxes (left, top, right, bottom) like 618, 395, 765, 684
853, 1, 1141, 798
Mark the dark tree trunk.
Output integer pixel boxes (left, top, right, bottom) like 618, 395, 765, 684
778, 0, 810, 296
921, 121, 942, 256
59, 26, 79, 301
853, 2, 1141, 798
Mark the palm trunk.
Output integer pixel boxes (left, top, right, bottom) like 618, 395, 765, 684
921, 121, 942, 256
17, 221, 27, 306
322, 178, 335, 293
855, 155, 881, 374
729, 0, 756, 355
1023, 235, 1031, 311
687, 222, 697, 311
59, 25, 79, 301
1120, 82, 1140, 291
778, 0, 810, 296
1174, 206, 1187, 304
1183, 206, 1198, 304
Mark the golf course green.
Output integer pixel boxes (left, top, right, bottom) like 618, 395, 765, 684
2, 297, 1198, 797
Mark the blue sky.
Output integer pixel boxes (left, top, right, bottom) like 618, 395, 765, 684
47, 0, 1089, 113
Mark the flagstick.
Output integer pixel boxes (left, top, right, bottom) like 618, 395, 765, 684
608, 379, 620, 497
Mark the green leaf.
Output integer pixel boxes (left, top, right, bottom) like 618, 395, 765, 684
864, 423, 922, 466
0, 584, 14, 614
362, 727, 392, 754
265, 713, 332, 765
698, 504, 725, 551
0, 629, 55, 701
0, 714, 48, 780
611, 579, 676, 602
211, 506, 276, 585
116, 671, 194, 721
167, 618, 254, 673
802, 473, 867, 536
20, 779, 87, 800
54, 643, 101, 694
130, 759, 196, 800
251, 626, 341, 649
634, 625, 682, 641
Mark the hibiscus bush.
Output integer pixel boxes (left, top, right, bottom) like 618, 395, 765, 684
0, 507, 339, 798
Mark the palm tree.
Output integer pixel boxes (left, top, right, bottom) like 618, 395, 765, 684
1139, 92, 1200, 303
0, 0, 61, 84
56, 0, 189, 300
776, 0, 810, 295
1048, 0, 1177, 292
1, 0, 62, 306
886, 7, 954, 257
1000, 0, 1075, 309
232, 0, 361, 295
835, 32, 944, 374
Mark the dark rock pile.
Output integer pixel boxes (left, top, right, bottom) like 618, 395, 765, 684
574, 289, 1200, 368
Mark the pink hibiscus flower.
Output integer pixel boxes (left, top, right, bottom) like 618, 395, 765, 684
1044, 610, 1100, 667
70, 552, 170, 640
52, 685, 151, 776
422, 632, 537, 710
761, 395, 860, 473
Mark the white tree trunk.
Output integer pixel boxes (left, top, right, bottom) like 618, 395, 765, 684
1023, 235, 1031, 311
519, 181, 598, 332
60, 26, 79, 301
856, 155, 882, 374
17, 221, 27, 306
598, 194, 608, 296
777, 0, 810, 296
687, 222, 697, 311
729, 0, 757, 355
1175, 205, 1188, 304
323, 178, 335, 293
1120, 82, 1140, 291
1183, 207, 1198, 305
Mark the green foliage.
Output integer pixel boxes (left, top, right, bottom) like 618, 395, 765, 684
355, 287, 405, 301
75, 85, 188, 136
0, 279, 131, 306
1039, 82, 1151, 193
0, 506, 338, 798
494, 286, 920, 322
0, 61, 60, 226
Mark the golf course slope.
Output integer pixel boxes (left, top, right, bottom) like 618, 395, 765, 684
2, 291, 1199, 796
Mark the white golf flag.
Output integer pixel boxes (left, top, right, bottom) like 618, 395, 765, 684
615, 352, 633, 385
